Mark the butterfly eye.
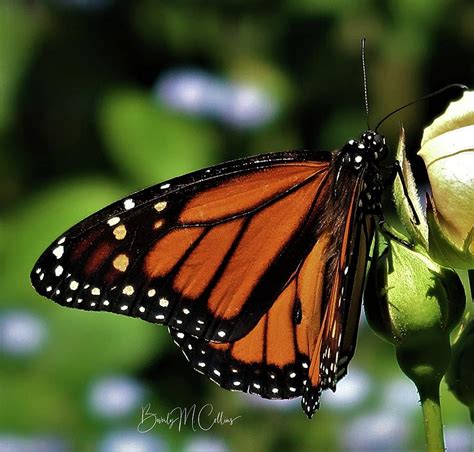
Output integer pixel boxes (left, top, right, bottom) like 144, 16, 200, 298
372, 134, 388, 159
378, 144, 388, 160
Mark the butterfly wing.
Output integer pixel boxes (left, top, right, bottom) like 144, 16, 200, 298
31, 150, 333, 344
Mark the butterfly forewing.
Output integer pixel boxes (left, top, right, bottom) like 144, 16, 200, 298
31, 150, 332, 345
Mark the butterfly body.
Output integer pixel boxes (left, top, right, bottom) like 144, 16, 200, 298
31, 129, 389, 418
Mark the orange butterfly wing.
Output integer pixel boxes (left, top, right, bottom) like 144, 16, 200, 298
31, 151, 332, 344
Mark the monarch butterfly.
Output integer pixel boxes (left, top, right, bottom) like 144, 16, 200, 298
30, 132, 388, 417
29, 43, 465, 418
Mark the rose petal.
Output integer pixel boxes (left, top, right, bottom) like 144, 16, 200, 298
422, 91, 474, 145
419, 126, 474, 247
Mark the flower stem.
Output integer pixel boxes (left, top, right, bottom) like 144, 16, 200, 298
419, 383, 445, 452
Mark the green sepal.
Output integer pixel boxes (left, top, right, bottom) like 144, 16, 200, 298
426, 195, 474, 270
393, 126, 428, 249
445, 321, 474, 423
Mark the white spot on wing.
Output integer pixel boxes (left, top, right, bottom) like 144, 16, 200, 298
159, 298, 169, 307
53, 245, 64, 259
70, 281, 79, 290
154, 201, 167, 212
124, 199, 135, 210
107, 217, 120, 226
122, 285, 134, 296
55, 265, 63, 277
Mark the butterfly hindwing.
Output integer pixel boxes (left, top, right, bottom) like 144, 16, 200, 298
169, 274, 308, 400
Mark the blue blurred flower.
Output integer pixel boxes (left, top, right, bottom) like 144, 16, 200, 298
0, 310, 47, 356
183, 435, 229, 452
381, 378, 419, 415
99, 430, 167, 452
444, 426, 473, 452
323, 368, 371, 410
343, 411, 410, 451
218, 84, 277, 129
155, 69, 278, 129
88, 375, 145, 418
0, 435, 67, 452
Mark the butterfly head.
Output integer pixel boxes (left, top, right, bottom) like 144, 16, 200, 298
362, 130, 388, 158
344, 130, 388, 170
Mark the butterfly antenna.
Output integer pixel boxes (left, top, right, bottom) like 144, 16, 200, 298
374, 83, 468, 132
361, 37, 371, 130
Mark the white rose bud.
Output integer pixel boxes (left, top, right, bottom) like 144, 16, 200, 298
418, 90, 474, 269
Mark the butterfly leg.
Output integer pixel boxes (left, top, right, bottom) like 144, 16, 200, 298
377, 217, 414, 248
389, 160, 420, 225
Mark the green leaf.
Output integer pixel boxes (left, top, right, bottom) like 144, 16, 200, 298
100, 90, 220, 186
0, 3, 43, 133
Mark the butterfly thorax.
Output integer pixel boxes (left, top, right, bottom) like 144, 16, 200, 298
339, 130, 387, 216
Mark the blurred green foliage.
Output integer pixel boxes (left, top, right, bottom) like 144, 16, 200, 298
0, 1, 473, 451
100, 90, 219, 185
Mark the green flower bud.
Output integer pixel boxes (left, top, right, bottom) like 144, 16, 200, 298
445, 320, 474, 422
365, 233, 465, 390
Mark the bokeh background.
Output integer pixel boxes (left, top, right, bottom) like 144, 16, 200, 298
0, 1, 473, 451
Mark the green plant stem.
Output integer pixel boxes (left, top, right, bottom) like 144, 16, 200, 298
419, 385, 445, 452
